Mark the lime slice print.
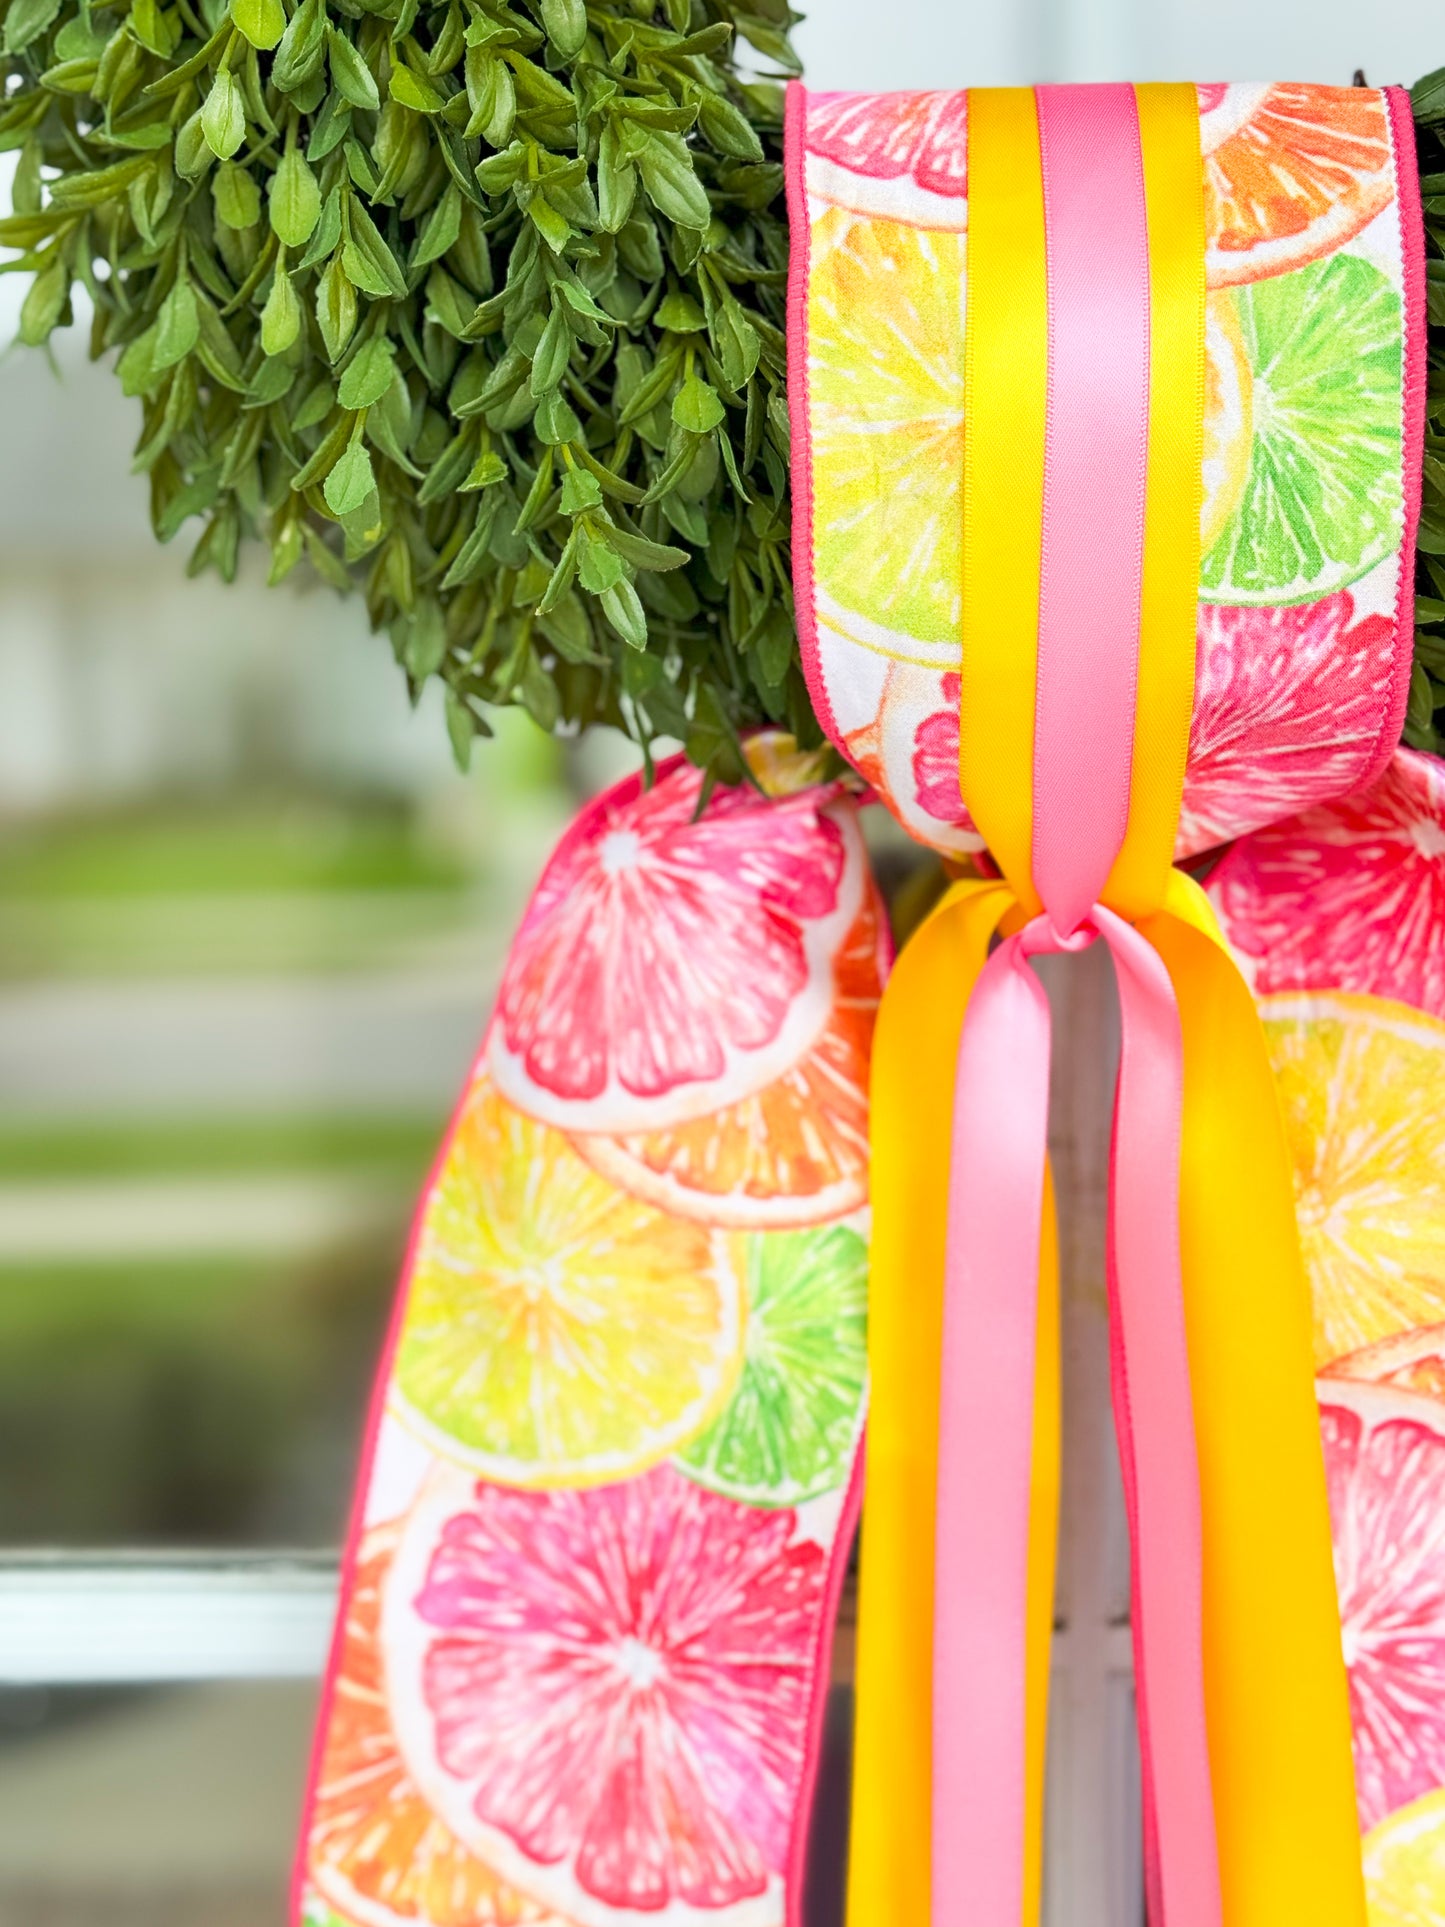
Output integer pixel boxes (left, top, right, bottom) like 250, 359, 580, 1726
678, 1223, 868, 1507
1201, 251, 1402, 604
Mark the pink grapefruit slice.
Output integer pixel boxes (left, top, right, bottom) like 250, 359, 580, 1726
488, 753, 864, 1135
1324, 1323, 1445, 1408
383, 1462, 829, 1927
571, 881, 886, 1227
1199, 81, 1395, 288
1177, 591, 1397, 856
1320, 1378, 1445, 1832
305, 1524, 567, 1927
805, 90, 968, 230
1212, 749, 1445, 1017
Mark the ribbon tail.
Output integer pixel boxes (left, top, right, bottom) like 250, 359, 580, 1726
932, 933, 1055, 1926
1143, 878, 1367, 1927
1095, 906, 1221, 1927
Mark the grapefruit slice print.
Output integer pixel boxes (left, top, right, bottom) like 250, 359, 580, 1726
805, 90, 968, 230
1213, 750, 1445, 1016
1178, 591, 1397, 855
1321, 1379, 1445, 1832
571, 882, 885, 1227
1324, 1323, 1445, 1408
305, 1524, 568, 1927
384, 1463, 828, 1927
489, 754, 863, 1134
1200, 82, 1396, 287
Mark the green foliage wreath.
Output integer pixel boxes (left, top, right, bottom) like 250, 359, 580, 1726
1, 6, 1443, 772
0, 0, 804, 782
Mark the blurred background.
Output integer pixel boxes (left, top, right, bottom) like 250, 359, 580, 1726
2, 0, 1443, 1921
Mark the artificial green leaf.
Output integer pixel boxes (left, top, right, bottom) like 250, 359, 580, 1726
326, 26, 379, 110
540, 0, 585, 58
529, 302, 570, 394
323, 437, 376, 515
269, 146, 321, 245
389, 63, 445, 113
152, 275, 200, 368
230, 0, 284, 51
130, 0, 180, 58
260, 265, 302, 355
337, 333, 395, 408
533, 388, 580, 444
213, 159, 261, 229
577, 529, 626, 593
559, 465, 601, 513
444, 688, 475, 768
411, 183, 461, 269
600, 576, 647, 649
404, 597, 447, 675
200, 69, 246, 160
174, 109, 211, 180
296, 182, 342, 270
315, 253, 358, 360
4, 0, 62, 56
19, 254, 68, 344
272, 0, 325, 89
655, 287, 705, 332
460, 447, 507, 490
342, 198, 407, 298
635, 131, 710, 229
672, 373, 724, 432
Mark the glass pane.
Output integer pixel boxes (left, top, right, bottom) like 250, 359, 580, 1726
0, 1680, 314, 1923
0, 326, 587, 1548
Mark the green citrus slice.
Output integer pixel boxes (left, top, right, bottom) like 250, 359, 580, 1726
677, 1222, 868, 1507
1200, 250, 1402, 605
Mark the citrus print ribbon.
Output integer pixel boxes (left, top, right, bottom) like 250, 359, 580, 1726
831, 81, 1373, 1927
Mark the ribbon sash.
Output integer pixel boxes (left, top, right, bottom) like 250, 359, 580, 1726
851, 81, 1367, 1927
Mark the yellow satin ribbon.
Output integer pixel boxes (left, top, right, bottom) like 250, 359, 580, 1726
848, 78, 1365, 1926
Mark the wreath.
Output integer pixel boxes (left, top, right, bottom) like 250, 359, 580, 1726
1, 2, 1442, 775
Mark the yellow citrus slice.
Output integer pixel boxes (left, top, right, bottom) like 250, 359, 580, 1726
1363, 1789, 1445, 1924
807, 208, 964, 651
1202, 289, 1252, 553
1260, 993, 1445, 1368
571, 887, 883, 1227
306, 1525, 567, 1927
391, 1079, 744, 1485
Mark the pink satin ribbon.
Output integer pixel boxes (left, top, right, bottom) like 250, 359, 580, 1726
931, 83, 1221, 1927
1032, 83, 1152, 937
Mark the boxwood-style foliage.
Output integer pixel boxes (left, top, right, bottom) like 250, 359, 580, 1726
1, 15, 1443, 771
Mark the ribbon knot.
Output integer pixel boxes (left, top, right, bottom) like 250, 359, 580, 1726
934, 898, 1219, 1927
